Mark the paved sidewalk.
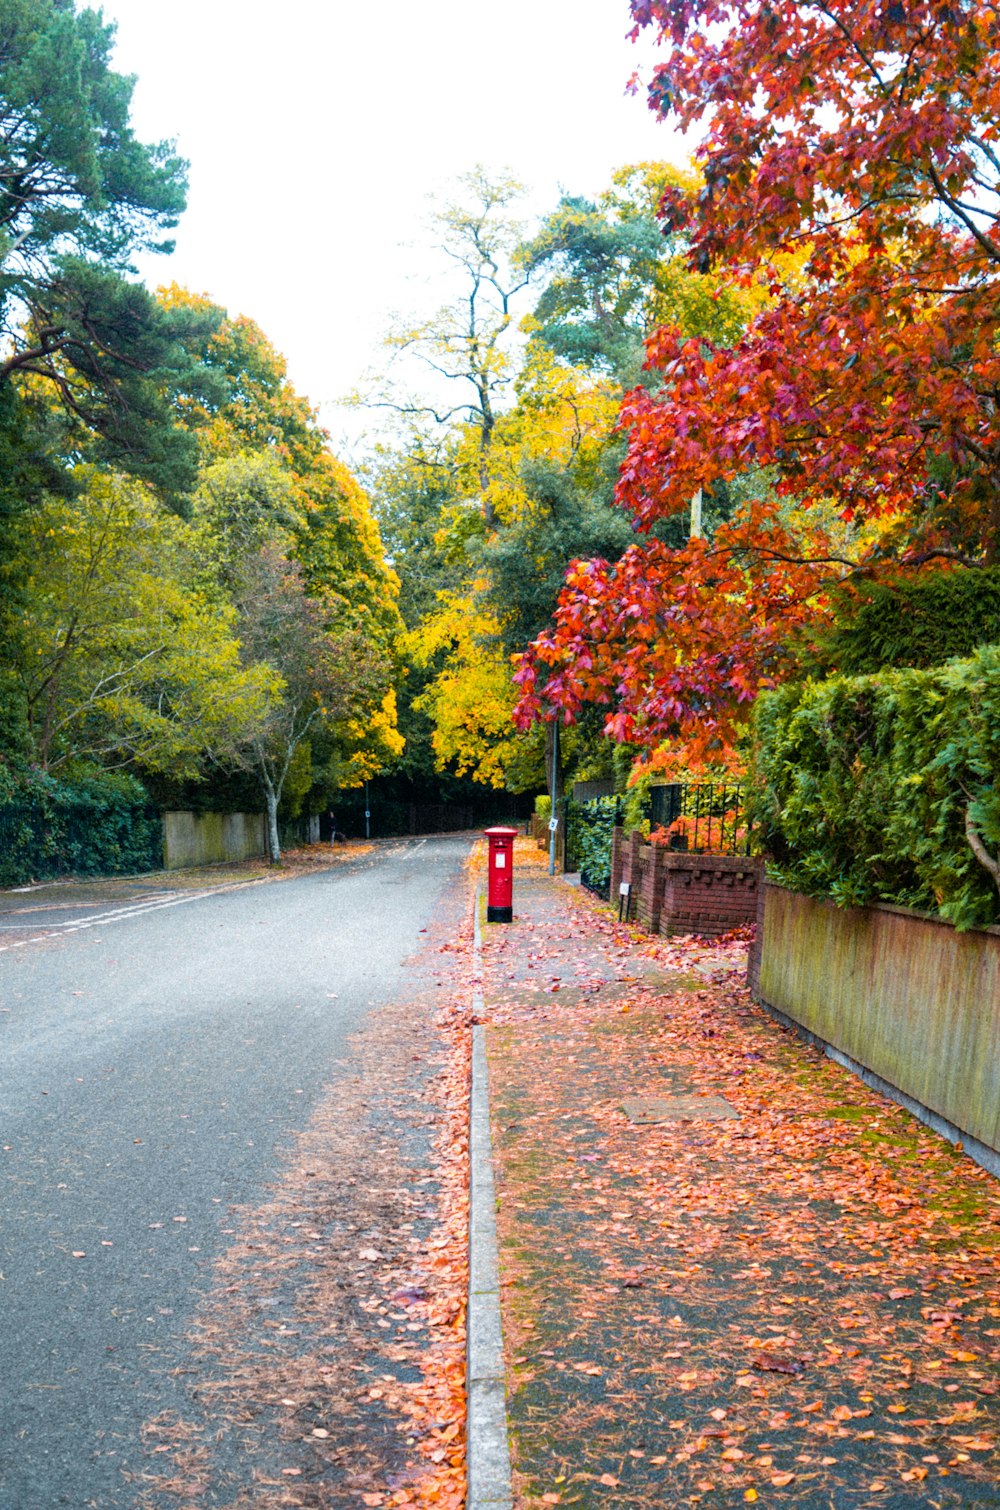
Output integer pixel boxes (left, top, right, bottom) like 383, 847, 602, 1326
480, 843, 1000, 1509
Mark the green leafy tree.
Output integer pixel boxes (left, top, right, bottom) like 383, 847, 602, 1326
519, 163, 758, 385
164, 288, 406, 814
232, 546, 387, 860
364, 165, 772, 799
363, 169, 529, 528
12, 467, 277, 774
0, 1, 211, 503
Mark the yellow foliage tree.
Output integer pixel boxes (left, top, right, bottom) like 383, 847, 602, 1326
408, 588, 541, 790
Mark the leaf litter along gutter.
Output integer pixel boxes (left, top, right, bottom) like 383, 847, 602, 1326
467, 879, 515, 1509
121, 847, 475, 1510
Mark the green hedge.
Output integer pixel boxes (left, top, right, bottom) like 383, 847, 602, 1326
0, 770, 162, 886
750, 646, 1000, 929
567, 794, 620, 894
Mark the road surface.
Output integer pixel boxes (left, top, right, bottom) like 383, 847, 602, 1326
0, 836, 471, 1508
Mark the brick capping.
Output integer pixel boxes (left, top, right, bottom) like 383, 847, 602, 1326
610, 826, 761, 938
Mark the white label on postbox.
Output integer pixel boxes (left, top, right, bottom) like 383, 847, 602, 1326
495, 851, 506, 868
619, 881, 631, 896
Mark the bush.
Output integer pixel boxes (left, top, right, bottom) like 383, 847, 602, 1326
749, 647, 1000, 929
621, 770, 651, 838
569, 794, 620, 893
0, 769, 162, 886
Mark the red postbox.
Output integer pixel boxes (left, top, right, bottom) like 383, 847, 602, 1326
485, 825, 518, 923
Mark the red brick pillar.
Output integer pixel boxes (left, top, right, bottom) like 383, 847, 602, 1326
647, 841, 666, 934
628, 829, 644, 926
610, 826, 624, 899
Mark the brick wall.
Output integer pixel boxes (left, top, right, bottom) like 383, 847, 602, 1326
609, 826, 761, 937
659, 852, 761, 937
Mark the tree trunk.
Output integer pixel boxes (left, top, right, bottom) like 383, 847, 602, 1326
478, 398, 495, 528
265, 784, 281, 864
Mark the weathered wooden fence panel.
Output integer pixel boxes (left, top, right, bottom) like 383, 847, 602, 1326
757, 883, 1000, 1157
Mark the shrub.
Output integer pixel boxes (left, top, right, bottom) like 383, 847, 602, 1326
570, 794, 620, 892
750, 646, 1000, 929
0, 770, 162, 886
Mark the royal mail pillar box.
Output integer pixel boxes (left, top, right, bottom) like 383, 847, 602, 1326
485, 825, 517, 923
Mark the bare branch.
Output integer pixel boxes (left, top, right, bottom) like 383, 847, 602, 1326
965, 806, 1000, 900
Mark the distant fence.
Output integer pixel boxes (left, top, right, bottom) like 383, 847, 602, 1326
0, 799, 272, 884
333, 796, 530, 840
162, 811, 266, 869
408, 804, 474, 833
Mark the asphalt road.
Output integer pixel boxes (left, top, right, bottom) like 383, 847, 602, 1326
0, 836, 469, 1509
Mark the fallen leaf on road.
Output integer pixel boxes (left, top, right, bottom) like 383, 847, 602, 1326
752, 1353, 805, 1376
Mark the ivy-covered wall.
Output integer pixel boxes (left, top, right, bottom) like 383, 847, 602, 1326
0, 771, 162, 887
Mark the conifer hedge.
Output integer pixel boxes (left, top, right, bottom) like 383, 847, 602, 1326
810, 568, 1000, 675
750, 646, 1000, 929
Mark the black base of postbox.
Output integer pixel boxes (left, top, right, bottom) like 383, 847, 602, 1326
487, 905, 512, 924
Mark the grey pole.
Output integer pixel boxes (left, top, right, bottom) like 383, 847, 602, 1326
548, 718, 559, 877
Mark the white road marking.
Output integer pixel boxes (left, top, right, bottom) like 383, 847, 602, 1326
0, 879, 268, 952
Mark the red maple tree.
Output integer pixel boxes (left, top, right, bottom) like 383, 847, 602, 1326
515, 0, 1000, 764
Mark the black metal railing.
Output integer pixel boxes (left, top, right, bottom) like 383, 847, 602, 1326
649, 782, 749, 855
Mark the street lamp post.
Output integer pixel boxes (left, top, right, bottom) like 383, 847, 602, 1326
548, 718, 559, 877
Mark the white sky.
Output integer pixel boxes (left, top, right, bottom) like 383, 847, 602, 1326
102, 0, 689, 459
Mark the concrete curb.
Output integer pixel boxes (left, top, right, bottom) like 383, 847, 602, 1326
467, 888, 513, 1509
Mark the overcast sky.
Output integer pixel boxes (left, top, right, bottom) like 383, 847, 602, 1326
101, 0, 688, 457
